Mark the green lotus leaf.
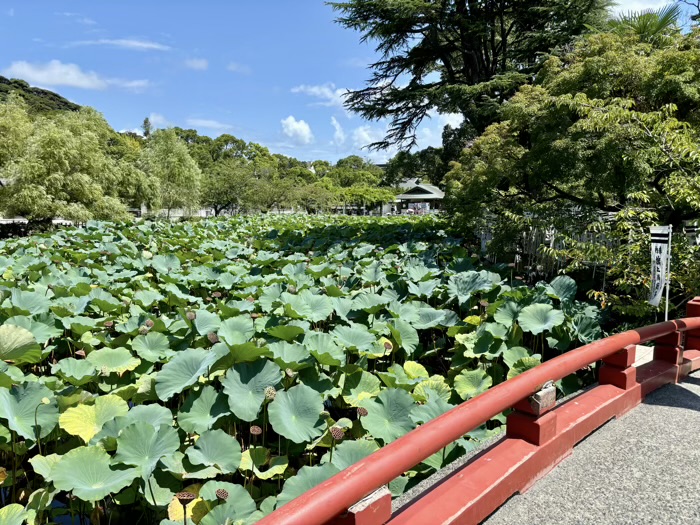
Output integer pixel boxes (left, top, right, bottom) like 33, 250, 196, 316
351, 292, 388, 314
494, 301, 523, 326
5, 315, 62, 344
126, 404, 174, 427
132, 331, 171, 362
51, 357, 97, 386
114, 421, 180, 479
185, 429, 242, 474
218, 315, 255, 345
407, 279, 439, 298
193, 310, 222, 335
0, 382, 58, 440
571, 314, 602, 344
404, 361, 429, 379
282, 290, 333, 322
304, 331, 346, 366
342, 370, 381, 407
332, 324, 376, 351
199, 498, 258, 525
549, 275, 577, 302
87, 347, 141, 375
221, 360, 281, 421
413, 306, 446, 329
267, 324, 306, 342
518, 304, 565, 335
269, 341, 313, 371
413, 377, 452, 403
454, 368, 493, 400
29, 453, 61, 480
132, 289, 164, 307
268, 384, 325, 443
507, 356, 542, 380
321, 439, 379, 471
0, 504, 29, 525
276, 464, 340, 508
0, 324, 42, 365
177, 385, 230, 434
503, 346, 532, 369
447, 271, 497, 304
239, 447, 289, 480
140, 469, 181, 507
51, 446, 138, 501
59, 394, 128, 443
411, 389, 454, 424
10, 289, 51, 315
155, 348, 218, 401
359, 388, 416, 443
388, 319, 419, 356
89, 288, 121, 312
152, 254, 181, 274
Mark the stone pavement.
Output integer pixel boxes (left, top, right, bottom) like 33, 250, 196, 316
484, 371, 700, 525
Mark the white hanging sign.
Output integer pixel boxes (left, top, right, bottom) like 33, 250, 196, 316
684, 220, 699, 246
649, 225, 671, 309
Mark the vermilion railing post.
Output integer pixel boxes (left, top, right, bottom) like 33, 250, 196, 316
685, 297, 700, 350
599, 345, 637, 390
507, 390, 558, 446
653, 330, 683, 366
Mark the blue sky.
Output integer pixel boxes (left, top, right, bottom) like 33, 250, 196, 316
0, 0, 666, 163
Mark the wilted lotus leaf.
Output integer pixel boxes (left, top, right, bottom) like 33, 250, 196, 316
51, 446, 138, 501
0, 382, 59, 440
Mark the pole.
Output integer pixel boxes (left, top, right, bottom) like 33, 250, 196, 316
665, 224, 672, 321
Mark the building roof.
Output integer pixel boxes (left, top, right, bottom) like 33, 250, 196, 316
396, 182, 445, 201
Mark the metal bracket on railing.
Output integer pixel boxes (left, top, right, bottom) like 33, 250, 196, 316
528, 380, 556, 416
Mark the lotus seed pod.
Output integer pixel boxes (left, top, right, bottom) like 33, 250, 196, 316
330, 426, 345, 441
264, 386, 276, 401
176, 491, 196, 506
145, 319, 155, 328
357, 407, 368, 417
285, 368, 296, 378
207, 332, 219, 344
215, 488, 229, 501
212, 291, 222, 298
250, 425, 262, 436
186, 311, 196, 321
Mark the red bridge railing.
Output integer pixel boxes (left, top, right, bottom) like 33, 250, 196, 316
258, 299, 700, 525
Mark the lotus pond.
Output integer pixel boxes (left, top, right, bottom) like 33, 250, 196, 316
0, 215, 603, 524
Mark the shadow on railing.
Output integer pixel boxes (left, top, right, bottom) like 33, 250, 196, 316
257, 298, 700, 525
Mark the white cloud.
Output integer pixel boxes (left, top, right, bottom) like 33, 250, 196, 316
438, 112, 464, 128
612, 0, 668, 13
71, 39, 171, 51
291, 83, 347, 109
148, 113, 169, 128
184, 58, 208, 70
331, 116, 346, 146
186, 118, 233, 131
2, 60, 150, 92
227, 62, 252, 75
281, 116, 314, 145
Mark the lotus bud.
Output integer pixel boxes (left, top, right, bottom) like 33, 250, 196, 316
176, 491, 196, 506
145, 319, 155, 328
138, 326, 150, 335
104, 320, 114, 328
287, 285, 297, 294
357, 407, 368, 418
215, 488, 229, 501
212, 291, 222, 298
285, 368, 296, 378
479, 300, 489, 307
330, 426, 345, 441
246, 296, 255, 303
264, 386, 276, 401
251, 313, 261, 319
250, 425, 262, 436
41, 397, 51, 405
207, 332, 219, 344
384, 341, 393, 351
75, 350, 86, 359
186, 311, 196, 321
205, 297, 212, 302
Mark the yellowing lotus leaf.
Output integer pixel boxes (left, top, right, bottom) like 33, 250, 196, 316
59, 394, 128, 443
